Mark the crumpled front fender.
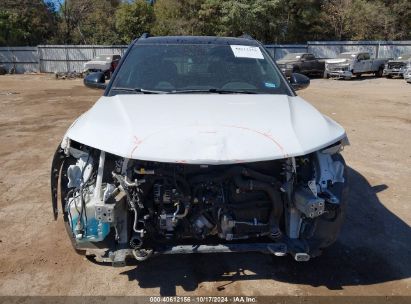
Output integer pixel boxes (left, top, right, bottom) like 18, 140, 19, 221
50, 145, 66, 220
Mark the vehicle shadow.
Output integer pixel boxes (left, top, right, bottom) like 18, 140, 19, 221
120, 167, 411, 295
330, 74, 381, 81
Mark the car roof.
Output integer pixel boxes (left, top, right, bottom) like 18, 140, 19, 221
134, 36, 260, 46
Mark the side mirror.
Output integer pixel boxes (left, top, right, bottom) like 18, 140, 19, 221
84, 72, 106, 89
290, 73, 310, 91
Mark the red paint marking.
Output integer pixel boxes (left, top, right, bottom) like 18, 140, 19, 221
223, 124, 288, 158
130, 136, 144, 158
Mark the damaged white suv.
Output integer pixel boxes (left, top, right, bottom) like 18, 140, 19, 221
51, 35, 349, 266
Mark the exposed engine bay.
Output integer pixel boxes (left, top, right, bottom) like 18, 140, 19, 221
51, 139, 347, 266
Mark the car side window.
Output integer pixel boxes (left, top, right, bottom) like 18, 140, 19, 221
363, 53, 370, 60
305, 54, 315, 60
357, 54, 364, 61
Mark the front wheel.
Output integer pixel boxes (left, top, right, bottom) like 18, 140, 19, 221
104, 70, 112, 80
376, 66, 384, 77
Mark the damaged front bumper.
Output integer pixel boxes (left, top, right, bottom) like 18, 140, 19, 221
85, 240, 312, 267
51, 139, 348, 267
383, 68, 405, 77
326, 69, 353, 79
405, 70, 411, 83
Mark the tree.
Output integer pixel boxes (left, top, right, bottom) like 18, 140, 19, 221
115, 0, 155, 43
152, 0, 204, 36
386, 0, 411, 40
198, 0, 282, 43
347, 0, 386, 40
1, 0, 410, 46
0, 0, 58, 46
320, 0, 402, 41
74, 0, 120, 44
57, 0, 93, 44
321, 0, 353, 40
274, 0, 328, 42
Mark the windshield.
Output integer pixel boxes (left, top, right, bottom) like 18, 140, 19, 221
110, 43, 291, 95
281, 53, 303, 60
337, 53, 357, 59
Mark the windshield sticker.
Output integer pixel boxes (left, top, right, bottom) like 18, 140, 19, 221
264, 82, 276, 88
230, 45, 264, 59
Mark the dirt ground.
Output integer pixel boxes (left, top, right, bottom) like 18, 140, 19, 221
0, 74, 410, 297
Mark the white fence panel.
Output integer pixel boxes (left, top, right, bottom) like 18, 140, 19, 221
265, 45, 308, 60
0, 47, 38, 73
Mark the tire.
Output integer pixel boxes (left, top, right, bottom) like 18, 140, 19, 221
292, 66, 300, 74
104, 70, 112, 80
303, 153, 349, 257
386, 75, 393, 79
376, 66, 384, 78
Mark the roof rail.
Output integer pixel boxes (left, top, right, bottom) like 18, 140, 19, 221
140, 33, 151, 39
239, 34, 254, 40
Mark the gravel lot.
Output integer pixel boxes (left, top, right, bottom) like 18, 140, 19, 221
0, 74, 410, 296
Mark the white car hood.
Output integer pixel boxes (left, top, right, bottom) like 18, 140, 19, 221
64, 94, 346, 164
326, 58, 350, 64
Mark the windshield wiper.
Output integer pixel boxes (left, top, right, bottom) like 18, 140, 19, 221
110, 87, 167, 94
167, 88, 257, 94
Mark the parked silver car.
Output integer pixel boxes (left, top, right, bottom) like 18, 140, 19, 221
52, 35, 348, 266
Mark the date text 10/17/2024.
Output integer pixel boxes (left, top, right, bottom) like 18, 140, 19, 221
149, 297, 258, 303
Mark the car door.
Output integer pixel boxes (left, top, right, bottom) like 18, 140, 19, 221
301, 54, 313, 73
355, 54, 366, 73
362, 53, 372, 72
306, 54, 318, 73
308, 54, 322, 72
112, 55, 121, 71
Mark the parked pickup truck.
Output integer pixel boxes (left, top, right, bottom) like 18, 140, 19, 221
83, 54, 121, 79
276, 53, 325, 77
325, 52, 388, 79
383, 54, 411, 78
